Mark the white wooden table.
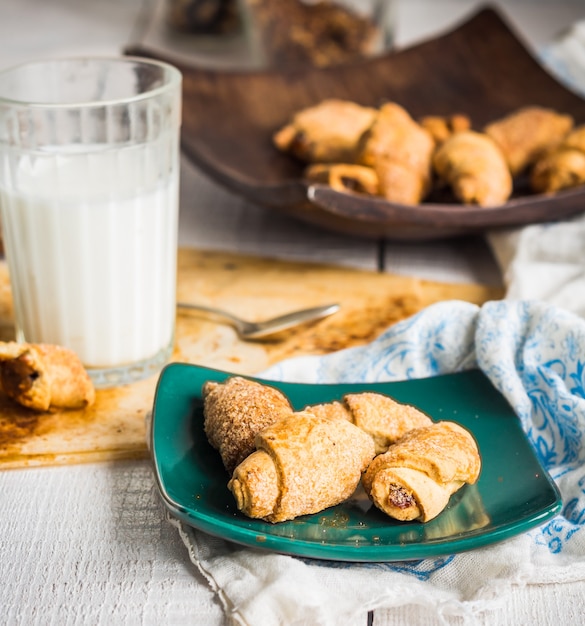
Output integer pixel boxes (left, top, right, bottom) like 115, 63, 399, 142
1, 1, 584, 624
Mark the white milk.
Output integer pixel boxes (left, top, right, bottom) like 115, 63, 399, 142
0, 143, 178, 370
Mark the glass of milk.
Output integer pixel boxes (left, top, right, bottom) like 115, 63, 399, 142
0, 57, 182, 387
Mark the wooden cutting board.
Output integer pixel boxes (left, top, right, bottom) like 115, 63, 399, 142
0, 248, 503, 469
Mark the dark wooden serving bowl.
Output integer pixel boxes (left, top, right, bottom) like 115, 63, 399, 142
127, 5, 585, 240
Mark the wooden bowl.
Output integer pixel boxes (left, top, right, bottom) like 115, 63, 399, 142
127, 5, 585, 240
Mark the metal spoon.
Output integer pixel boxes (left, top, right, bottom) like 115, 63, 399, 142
177, 302, 340, 340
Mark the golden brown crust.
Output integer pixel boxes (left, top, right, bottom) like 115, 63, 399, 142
273, 99, 377, 163
374, 159, 428, 206
362, 421, 481, 522
343, 392, 433, 454
530, 125, 585, 193
303, 400, 352, 422
374, 421, 480, 483
484, 106, 574, 176
228, 450, 279, 519
531, 147, 585, 193
560, 125, 585, 153
357, 102, 435, 204
306, 391, 433, 454
432, 130, 513, 206
203, 376, 292, 473
228, 410, 376, 522
0, 342, 95, 412
419, 114, 471, 146
304, 163, 380, 195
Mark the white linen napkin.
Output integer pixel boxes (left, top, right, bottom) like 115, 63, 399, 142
487, 213, 585, 318
170, 299, 585, 626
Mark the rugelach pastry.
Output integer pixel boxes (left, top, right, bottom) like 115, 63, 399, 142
432, 130, 513, 206
228, 410, 376, 522
306, 391, 432, 454
304, 163, 380, 196
357, 102, 435, 204
203, 376, 292, 473
273, 99, 377, 163
484, 106, 574, 176
0, 342, 95, 411
419, 113, 471, 146
531, 125, 585, 193
362, 420, 481, 522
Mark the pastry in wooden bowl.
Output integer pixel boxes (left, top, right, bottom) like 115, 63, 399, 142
362, 420, 481, 522
273, 98, 377, 164
356, 102, 435, 205
484, 105, 574, 176
531, 125, 585, 193
432, 131, 513, 207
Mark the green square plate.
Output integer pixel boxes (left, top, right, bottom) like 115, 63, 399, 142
150, 363, 562, 562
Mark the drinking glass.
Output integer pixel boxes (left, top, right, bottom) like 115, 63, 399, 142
0, 57, 182, 387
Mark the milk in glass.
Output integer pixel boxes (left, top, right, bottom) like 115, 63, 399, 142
0, 142, 178, 370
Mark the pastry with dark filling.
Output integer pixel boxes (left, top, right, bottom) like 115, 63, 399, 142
362, 420, 481, 522
0, 342, 95, 412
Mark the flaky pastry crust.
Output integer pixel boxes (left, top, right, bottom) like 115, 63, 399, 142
228, 410, 375, 522
362, 421, 481, 522
0, 342, 95, 412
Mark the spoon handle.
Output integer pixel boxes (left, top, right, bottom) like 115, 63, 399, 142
176, 302, 340, 339
252, 304, 340, 334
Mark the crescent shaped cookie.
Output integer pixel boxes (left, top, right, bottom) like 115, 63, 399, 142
306, 391, 433, 454
0, 342, 95, 411
203, 376, 293, 473
228, 410, 376, 522
362, 421, 481, 522
432, 131, 513, 206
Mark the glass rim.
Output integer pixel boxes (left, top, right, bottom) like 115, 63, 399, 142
0, 55, 182, 109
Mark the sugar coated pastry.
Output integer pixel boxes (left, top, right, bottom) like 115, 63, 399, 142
306, 391, 433, 454
362, 421, 481, 522
203, 376, 292, 473
228, 410, 376, 522
484, 106, 574, 176
432, 130, 513, 206
272, 99, 377, 163
0, 342, 95, 411
531, 125, 585, 193
357, 102, 435, 204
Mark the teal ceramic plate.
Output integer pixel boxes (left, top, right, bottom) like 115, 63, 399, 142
151, 363, 562, 562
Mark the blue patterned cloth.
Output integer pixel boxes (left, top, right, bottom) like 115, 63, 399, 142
263, 300, 585, 559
